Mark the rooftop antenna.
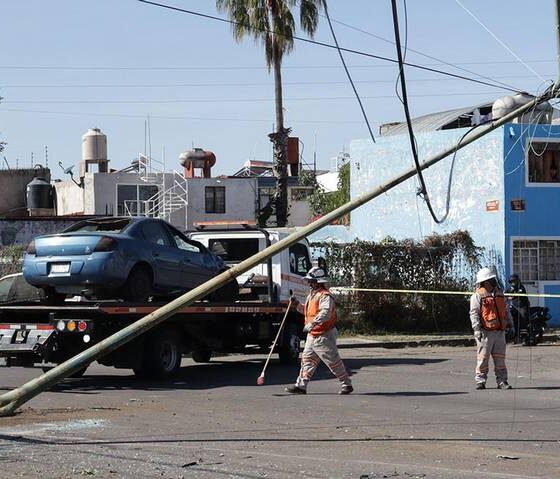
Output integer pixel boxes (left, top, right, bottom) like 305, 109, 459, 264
44, 145, 48, 168
31, 152, 34, 168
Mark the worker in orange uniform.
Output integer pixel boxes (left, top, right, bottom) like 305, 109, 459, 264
285, 267, 353, 395
470, 267, 514, 390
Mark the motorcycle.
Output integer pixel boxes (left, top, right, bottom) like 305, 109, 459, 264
508, 304, 551, 346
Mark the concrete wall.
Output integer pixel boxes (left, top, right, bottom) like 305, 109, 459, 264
0, 168, 51, 217
54, 180, 84, 215
0, 218, 83, 246
185, 177, 258, 230
349, 127, 505, 256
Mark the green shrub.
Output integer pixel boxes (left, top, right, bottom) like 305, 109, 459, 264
312, 231, 483, 333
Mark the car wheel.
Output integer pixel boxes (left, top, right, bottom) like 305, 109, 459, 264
144, 329, 182, 379
192, 349, 212, 363
121, 265, 152, 303
278, 322, 301, 365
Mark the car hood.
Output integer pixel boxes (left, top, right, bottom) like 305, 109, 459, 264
31, 233, 120, 257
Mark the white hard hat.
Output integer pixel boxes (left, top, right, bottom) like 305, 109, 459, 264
476, 267, 496, 284
304, 267, 329, 283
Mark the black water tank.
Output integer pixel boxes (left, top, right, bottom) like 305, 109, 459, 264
26, 176, 53, 209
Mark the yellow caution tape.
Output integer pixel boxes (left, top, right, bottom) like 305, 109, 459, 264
330, 287, 560, 299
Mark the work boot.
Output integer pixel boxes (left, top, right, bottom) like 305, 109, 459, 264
475, 382, 486, 390
339, 385, 354, 395
285, 385, 306, 395
497, 381, 512, 390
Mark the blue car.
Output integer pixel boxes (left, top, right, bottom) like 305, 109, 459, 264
23, 217, 234, 302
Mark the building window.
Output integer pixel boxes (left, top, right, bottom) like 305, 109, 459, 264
205, 186, 226, 214
290, 187, 313, 201
513, 239, 560, 281
527, 141, 560, 183
117, 184, 159, 216
258, 187, 275, 209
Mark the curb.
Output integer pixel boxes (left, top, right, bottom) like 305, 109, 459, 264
337, 334, 560, 350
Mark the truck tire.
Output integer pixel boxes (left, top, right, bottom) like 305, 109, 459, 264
278, 322, 301, 365
121, 265, 152, 303
142, 329, 182, 379
192, 349, 212, 363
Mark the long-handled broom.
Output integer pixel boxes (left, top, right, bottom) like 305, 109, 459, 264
257, 296, 295, 385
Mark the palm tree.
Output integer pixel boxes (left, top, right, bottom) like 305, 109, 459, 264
216, 0, 322, 226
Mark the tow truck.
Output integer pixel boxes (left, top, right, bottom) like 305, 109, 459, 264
0, 224, 315, 378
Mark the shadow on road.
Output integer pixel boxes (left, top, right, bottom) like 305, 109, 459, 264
45, 356, 449, 394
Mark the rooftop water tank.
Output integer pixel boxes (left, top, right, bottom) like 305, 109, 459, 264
81, 128, 108, 176
26, 166, 54, 216
492, 92, 553, 124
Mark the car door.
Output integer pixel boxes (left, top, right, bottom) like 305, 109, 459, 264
139, 221, 183, 289
166, 225, 216, 290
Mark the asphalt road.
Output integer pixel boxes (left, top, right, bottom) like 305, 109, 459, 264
0, 344, 559, 479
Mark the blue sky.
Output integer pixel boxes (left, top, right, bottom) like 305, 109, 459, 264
0, 0, 557, 177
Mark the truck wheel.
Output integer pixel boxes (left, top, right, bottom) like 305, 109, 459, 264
145, 329, 182, 378
121, 265, 152, 303
278, 322, 301, 365
192, 349, 212, 363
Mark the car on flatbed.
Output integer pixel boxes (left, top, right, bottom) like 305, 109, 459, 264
23, 217, 236, 303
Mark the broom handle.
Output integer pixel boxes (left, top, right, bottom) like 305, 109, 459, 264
260, 296, 295, 376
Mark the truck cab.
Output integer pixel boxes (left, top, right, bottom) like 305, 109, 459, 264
188, 227, 312, 304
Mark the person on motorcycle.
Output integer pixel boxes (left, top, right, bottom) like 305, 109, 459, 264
470, 267, 514, 390
506, 273, 530, 341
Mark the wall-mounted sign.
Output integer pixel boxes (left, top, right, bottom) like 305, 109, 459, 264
486, 200, 499, 212
510, 199, 525, 211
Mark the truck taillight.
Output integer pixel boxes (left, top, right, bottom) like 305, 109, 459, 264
26, 240, 36, 255
94, 236, 117, 252
78, 320, 87, 332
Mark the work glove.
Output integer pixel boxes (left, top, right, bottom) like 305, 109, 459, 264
474, 330, 484, 342
303, 322, 314, 333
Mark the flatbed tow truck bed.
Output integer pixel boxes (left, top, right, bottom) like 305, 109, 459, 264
0, 300, 301, 378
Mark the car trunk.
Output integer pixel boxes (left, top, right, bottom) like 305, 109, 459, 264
34, 234, 106, 257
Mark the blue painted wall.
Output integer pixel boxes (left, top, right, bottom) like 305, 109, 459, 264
503, 123, 560, 325
350, 128, 505, 259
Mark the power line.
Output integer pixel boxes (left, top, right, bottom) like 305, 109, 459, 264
314, 3, 522, 93
0, 107, 370, 125
0, 60, 555, 70
132, 0, 523, 92
455, 0, 546, 83
391, 0, 442, 225
1, 91, 511, 104
1, 74, 550, 89
321, 0, 375, 143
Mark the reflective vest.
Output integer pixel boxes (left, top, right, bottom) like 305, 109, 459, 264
304, 288, 336, 336
476, 286, 507, 331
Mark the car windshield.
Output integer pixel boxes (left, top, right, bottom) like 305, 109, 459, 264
64, 219, 131, 234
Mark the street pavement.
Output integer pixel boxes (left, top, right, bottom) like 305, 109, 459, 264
0, 342, 559, 479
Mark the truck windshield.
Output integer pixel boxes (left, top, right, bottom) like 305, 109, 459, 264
209, 238, 259, 262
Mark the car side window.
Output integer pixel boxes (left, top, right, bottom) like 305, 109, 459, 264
167, 226, 202, 253
140, 222, 172, 247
